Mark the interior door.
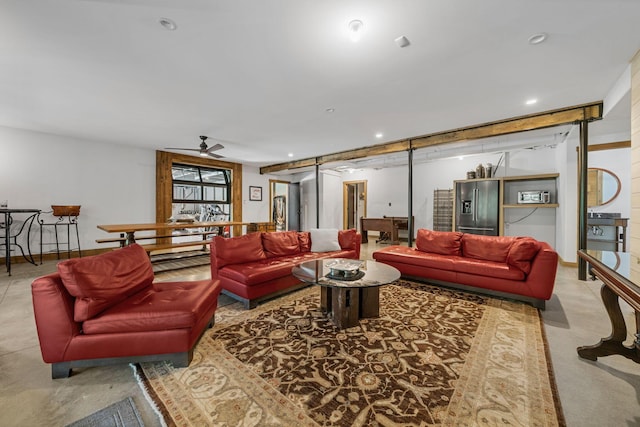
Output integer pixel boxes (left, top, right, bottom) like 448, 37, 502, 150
343, 180, 367, 231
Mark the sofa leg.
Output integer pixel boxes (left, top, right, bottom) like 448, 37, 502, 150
52, 362, 71, 379
207, 316, 215, 328
168, 351, 192, 368
533, 299, 546, 310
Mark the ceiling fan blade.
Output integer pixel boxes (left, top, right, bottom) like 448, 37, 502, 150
208, 152, 224, 159
206, 143, 224, 153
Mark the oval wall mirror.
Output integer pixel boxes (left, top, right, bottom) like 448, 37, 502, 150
587, 167, 621, 207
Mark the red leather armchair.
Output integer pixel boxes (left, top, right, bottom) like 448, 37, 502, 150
31, 244, 221, 378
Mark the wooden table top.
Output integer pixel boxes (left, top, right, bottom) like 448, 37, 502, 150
97, 221, 267, 233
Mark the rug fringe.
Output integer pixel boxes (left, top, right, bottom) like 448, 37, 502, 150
130, 363, 168, 427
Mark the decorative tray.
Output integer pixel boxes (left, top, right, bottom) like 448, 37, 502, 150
325, 260, 364, 281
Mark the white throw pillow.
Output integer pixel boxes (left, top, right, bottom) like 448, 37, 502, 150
310, 228, 341, 252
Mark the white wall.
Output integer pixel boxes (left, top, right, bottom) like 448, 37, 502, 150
241, 165, 272, 222
0, 126, 290, 254
319, 170, 342, 229
0, 126, 156, 253
8, 124, 625, 258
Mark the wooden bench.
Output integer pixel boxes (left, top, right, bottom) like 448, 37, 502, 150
140, 239, 212, 254
96, 232, 216, 264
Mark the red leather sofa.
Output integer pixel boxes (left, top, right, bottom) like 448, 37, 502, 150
372, 229, 558, 309
210, 229, 361, 308
31, 243, 221, 379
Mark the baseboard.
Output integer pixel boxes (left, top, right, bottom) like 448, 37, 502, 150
1, 247, 114, 265
558, 256, 578, 268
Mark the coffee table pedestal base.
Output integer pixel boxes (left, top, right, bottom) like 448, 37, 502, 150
321, 287, 380, 329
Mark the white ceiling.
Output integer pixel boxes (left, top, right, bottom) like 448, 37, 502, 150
1, 0, 638, 167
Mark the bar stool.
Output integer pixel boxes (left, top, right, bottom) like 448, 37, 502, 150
39, 205, 82, 262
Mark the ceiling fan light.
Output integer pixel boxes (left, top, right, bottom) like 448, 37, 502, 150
199, 152, 209, 157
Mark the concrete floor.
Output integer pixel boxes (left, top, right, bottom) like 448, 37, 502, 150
1, 243, 639, 426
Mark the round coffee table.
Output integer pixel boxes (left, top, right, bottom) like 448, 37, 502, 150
292, 258, 400, 329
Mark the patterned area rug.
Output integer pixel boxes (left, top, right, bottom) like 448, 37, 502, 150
135, 280, 565, 426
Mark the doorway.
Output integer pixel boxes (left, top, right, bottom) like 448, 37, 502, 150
269, 179, 301, 231
343, 180, 367, 231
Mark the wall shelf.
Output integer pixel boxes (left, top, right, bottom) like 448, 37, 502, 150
499, 173, 559, 239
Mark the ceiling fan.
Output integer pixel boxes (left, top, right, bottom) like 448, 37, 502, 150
166, 136, 225, 158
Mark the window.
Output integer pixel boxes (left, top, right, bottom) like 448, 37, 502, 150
171, 164, 231, 221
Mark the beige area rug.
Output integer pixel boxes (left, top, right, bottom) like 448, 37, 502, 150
135, 280, 565, 426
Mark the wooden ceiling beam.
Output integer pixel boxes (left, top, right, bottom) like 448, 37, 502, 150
410, 102, 602, 150
318, 140, 410, 164
259, 101, 603, 174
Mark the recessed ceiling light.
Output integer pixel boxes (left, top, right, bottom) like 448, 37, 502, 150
528, 33, 547, 45
288, 153, 293, 157
395, 36, 410, 48
348, 20, 363, 42
325, 108, 335, 113
159, 18, 177, 31
375, 133, 383, 138
526, 98, 538, 105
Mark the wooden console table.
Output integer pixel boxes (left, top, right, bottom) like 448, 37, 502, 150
577, 250, 640, 363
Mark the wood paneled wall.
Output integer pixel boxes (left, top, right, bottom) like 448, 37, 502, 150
631, 51, 640, 272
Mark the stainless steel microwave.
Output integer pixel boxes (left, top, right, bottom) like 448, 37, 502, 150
517, 190, 550, 204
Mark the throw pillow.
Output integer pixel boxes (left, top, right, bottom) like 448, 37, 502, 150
415, 229, 463, 256
507, 237, 540, 274
262, 231, 301, 257
310, 228, 341, 252
461, 234, 517, 263
58, 243, 154, 322
214, 232, 267, 268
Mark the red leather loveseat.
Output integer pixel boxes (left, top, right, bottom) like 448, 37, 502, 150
373, 229, 558, 309
31, 243, 221, 379
211, 229, 361, 308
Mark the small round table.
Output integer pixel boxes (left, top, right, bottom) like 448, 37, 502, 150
292, 258, 400, 329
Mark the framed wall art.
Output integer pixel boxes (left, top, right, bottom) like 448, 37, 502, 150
249, 186, 262, 201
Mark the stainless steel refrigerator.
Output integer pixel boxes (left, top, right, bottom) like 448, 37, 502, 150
455, 179, 499, 235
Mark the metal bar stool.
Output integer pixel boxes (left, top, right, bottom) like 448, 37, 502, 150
39, 205, 82, 262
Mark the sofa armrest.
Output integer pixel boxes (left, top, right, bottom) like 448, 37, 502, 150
338, 229, 361, 259
31, 273, 81, 363
524, 242, 558, 300
209, 240, 219, 280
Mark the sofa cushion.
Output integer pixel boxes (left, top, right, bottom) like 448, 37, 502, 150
461, 234, 516, 263
452, 257, 526, 281
298, 232, 311, 252
262, 231, 300, 257
215, 232, 267, 268
219, 259, 297, 286
338, 228, 357, 250
507, 238, 540, 274
373, 246, 458, 270
310, 228, 341, 252
82, 280, 219, 334
416, 229, 463, 256
57, 244, 154, 322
